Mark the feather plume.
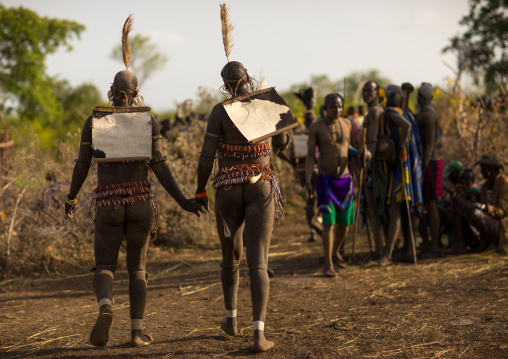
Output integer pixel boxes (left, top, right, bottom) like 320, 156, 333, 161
122, 14, 134, 70
220, 4, 234, 62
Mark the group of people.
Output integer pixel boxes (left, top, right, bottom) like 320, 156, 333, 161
284, 80, 508, 275
62, 13, 507, 354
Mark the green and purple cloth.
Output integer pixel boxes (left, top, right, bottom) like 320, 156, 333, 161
316, 173, 353, 212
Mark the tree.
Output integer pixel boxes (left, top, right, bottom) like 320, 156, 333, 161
279, 70, 391, 119
54, 80, 103, 132
0, 4, 85, 122
443, 0, 508, 91
111, 34, 168, 87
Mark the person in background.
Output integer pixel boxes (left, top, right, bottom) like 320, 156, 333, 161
450, 154, 508, 254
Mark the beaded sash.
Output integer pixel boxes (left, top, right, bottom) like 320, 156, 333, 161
213, 164, 285, 223
218, 142, 271, 160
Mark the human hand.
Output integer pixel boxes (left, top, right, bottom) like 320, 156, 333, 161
305, 183, 314, 199
184, 198, 209, 217
64, 195, 78, 220
399, 147, 407, 162
360, 149, 371, 168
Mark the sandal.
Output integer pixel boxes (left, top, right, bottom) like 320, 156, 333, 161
130, 334, 153, 347
323, 267, 337, 277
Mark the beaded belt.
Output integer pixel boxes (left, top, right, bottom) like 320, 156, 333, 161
213, 164, 285, 223
93, 180, 154, 207
90, 180, 159, 240
218, 142, 271, 160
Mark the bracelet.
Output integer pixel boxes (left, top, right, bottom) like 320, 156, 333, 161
66, 195, 78, 205
200, 151, 217, 159
74, 158, 93, 167
195, 191, 207, 198
272, 134, 290, 151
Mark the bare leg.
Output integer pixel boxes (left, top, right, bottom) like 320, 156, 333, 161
402, 211, 420, 261
321, 224, 335, 272
426, 199, 441, 251
90, 205, 126, 347
374, 202, 401, 265
333, 224, 348, 266
364, 187, 384, 257
215, 186, 245, 337
125, 201, 153, 347
244, 180, 275, 352
418, 211, 431, 251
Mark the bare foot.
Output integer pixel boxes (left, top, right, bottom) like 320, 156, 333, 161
253, 330, 274, 352
335, 253, 347, 268
90, 312, 113, 347
220, 317, 237, 336
130, 330, 153, 347
370, 256, 393, 267
323, 267, 337, 277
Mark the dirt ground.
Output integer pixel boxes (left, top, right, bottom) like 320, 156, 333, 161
0, 200, 507, 359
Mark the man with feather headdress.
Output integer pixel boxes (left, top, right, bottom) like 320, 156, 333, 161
194, 5, 296, 352
65, 15, 205, 348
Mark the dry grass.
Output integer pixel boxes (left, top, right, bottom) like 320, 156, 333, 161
0, 120, 300, 278
0, 89, 505, 278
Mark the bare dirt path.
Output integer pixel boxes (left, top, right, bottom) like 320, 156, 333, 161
0, 202, 507, 358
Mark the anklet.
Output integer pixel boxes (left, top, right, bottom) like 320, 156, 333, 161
98, 298, 112, 309
253, 321, 264, 331
131, 319, 143, 330
226, 309, 237, 317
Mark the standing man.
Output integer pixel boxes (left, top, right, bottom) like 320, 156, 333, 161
64, 16, 204, 348
371, 85, 412, 266
305, 93, 354, 277
195, 61, 291, 353
362, 80, 388, 258
416, 83, 443, 256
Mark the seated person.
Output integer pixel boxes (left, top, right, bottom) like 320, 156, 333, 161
449, 155, 508, 254
435, 161, 463, 247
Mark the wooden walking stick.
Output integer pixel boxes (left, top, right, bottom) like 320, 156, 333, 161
352, 126, 367, 259
400, 151, 417, 265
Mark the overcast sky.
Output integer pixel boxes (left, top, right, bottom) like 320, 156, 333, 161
4, 0, 470, 113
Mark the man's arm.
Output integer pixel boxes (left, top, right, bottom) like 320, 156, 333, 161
149, 116, 202, 215
421, 111, 437, 166
387, 110, 411, 150
196, 105, 222, 195
65, 116, 94, 219
305, 124, 318, 196
68, 116, 94, 200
